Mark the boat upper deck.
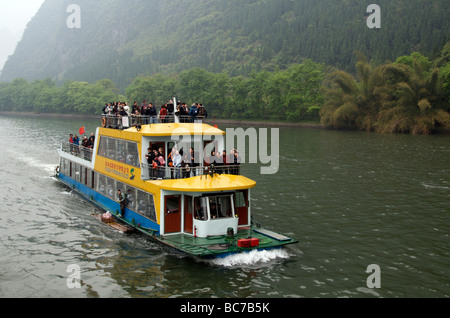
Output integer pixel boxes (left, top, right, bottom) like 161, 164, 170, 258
60, 115, 246, 185
100, 121, 225, 138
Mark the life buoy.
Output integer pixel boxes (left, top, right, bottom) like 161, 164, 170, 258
101, 117, 106, 127
55, 166, 60, 174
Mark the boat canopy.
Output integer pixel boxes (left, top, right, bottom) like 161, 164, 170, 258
156, 174, 256, 192
126, 123, 225, 137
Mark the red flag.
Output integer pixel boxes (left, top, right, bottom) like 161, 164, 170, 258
79, 126, 85, 135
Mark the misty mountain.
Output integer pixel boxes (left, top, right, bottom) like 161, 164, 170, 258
0, 27, 21, 70
1, 0, 448, 90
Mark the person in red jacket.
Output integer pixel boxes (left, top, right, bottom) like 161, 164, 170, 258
160, 105, 168, 123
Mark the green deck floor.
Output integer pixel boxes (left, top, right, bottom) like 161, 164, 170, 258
156, 227, 298, 258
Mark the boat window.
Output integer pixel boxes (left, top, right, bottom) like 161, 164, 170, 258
106, 138, 117, 161
116, 181, 125, 196
166, 196, 179, 214
106, 177, 115, 199
74, 163, 81, 182
117, 140, 126, 162
194, 197, 208, 221
124, 186, 136, 211
84, 167, 88, 186
98, 136, 140, 168
97, 174, 106, 195
209, 195, 233, 219
90, 170, 95, 189
136, 190, 157, 222
98, 137, 107, 157
59, 158, 64, 174
60, 158, 68, 175
64, 159, 69, 175
126, 141, 139, 166
235, 191, 247, 208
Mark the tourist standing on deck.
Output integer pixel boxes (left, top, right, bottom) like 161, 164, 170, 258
148, 103, 158, 124
105, 103, 114, 127
73, 135, 80, 155
167, 100, 174, 116
173, 150, 182, 179
189, 103, 198, 122
141, 100, 148, 124
160, 104, 168, 123
145, 147, 155, 179
179, 103, 187, 122
69, 134, 74, 153
117, 189, 126, 218
132, 102, 139, 115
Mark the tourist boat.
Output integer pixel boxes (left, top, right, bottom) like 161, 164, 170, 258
55, 100, 297, 258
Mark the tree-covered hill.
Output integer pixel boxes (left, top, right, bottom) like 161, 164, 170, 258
0, 0, 448, 90
1, 42, 448, 134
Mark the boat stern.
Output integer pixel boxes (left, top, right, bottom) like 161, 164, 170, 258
158, 226, 298, 258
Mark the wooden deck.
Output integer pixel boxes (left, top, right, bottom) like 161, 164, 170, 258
92, 213, 135, 234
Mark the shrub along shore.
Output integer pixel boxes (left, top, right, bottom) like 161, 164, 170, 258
0, 111, 323, 129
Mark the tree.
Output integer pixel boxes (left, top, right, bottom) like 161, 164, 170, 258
321, 50, 450, 134
125, 74, 177, 107
320, 70, 360, 129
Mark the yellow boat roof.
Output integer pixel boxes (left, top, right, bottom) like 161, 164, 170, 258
125, 123, 225, 137
152, 174, 256, 192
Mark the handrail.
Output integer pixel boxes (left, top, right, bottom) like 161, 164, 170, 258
101, 114, 206, 129
140, 163, 240, 180
61, 141, 93, 161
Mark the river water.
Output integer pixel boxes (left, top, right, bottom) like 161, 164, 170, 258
0, 114, 448, 298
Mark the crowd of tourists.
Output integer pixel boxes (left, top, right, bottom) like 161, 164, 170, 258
144, 146, 241, 180
102, 99, 208, 127
67, 132, 96, 160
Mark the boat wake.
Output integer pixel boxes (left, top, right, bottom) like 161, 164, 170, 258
421, 182, 449, 191
211, 249, 291, 267
8, 148, 57, 174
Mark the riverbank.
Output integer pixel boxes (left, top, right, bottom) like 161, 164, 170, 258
0, 111, 324, 129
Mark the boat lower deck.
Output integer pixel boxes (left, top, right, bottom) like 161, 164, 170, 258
157, 227, 298, 258
55, 173, 297, 259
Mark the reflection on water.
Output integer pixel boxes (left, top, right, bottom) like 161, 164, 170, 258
0, 115, 449, 298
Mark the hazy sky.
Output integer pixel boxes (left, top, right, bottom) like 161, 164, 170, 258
0, 0, 45, 70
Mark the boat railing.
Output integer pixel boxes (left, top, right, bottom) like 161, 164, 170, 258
101, 114, 206, 129
61, 141, 94, 161
140, 163, 241, 180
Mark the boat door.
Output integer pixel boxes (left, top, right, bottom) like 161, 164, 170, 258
236, 190, 249, 226
164, 195, 181, 233
184, 196, 194, 233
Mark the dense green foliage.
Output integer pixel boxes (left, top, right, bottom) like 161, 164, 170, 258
321, 43, 450, 134
1, 0, 448, 90
125, 60, 327, 121
2, 42, 449, 135
0, 78, 121, 114
0, 60, 327, 122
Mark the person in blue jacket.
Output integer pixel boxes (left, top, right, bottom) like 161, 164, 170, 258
188, 103, 198, 122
